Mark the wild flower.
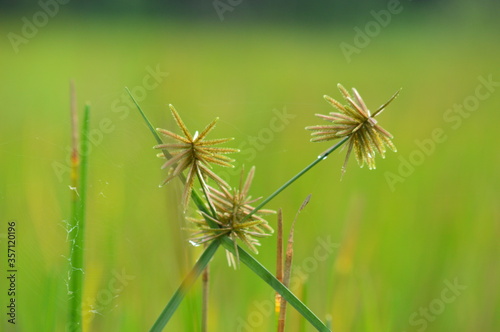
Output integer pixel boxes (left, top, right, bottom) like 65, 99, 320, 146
129, 84, 400, 330
188, 167, 275, 265
154, 105, 239, 207
306, 83, 399, 176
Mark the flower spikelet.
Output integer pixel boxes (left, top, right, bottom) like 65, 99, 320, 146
306, 84, 400, 176
188, 166, 275, 258
155, 105, 239, 207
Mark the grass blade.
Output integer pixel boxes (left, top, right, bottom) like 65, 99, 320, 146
275, 209, 284, 317
126, 87, 163, 145
68, 103, 90, 332
279, 194, 311, 331
201, 255, 209, 332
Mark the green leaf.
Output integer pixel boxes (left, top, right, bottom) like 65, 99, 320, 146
68, 104, 90, 332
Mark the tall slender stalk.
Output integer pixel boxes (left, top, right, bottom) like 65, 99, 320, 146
68, 81, 80, 332
278, 194, 309, 332
276, 209, 284, 331
196, 173, 216, 332
69, 81, 78, 192
68, 102, 90, 332
201, 256, 209, 332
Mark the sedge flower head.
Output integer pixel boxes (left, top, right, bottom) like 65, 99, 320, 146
306, 84, 400, 176
155, 105, 239, 207
188, 166, 275, 262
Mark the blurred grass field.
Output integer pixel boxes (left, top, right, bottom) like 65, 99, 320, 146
0, 14, 499, 332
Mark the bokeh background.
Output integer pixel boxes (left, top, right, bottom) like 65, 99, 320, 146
1, 0, 499, 331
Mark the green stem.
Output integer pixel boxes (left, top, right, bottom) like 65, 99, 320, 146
197, 169, 217, 218
201, 249, 209, 332
240, 137, 349, 224
149, 239, 221, 332
127, 87, 162, 146
195, 171, 216, 332
68, 104, 90, 332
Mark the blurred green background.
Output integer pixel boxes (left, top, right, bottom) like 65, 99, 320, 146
1, 0, 499, 331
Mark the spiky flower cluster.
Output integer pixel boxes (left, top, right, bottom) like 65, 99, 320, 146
306, 84, 399, 176
188, 167, 275, 257
155, 105, 239, 207
154, 85, 399, 261
155, 107, 273, 261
